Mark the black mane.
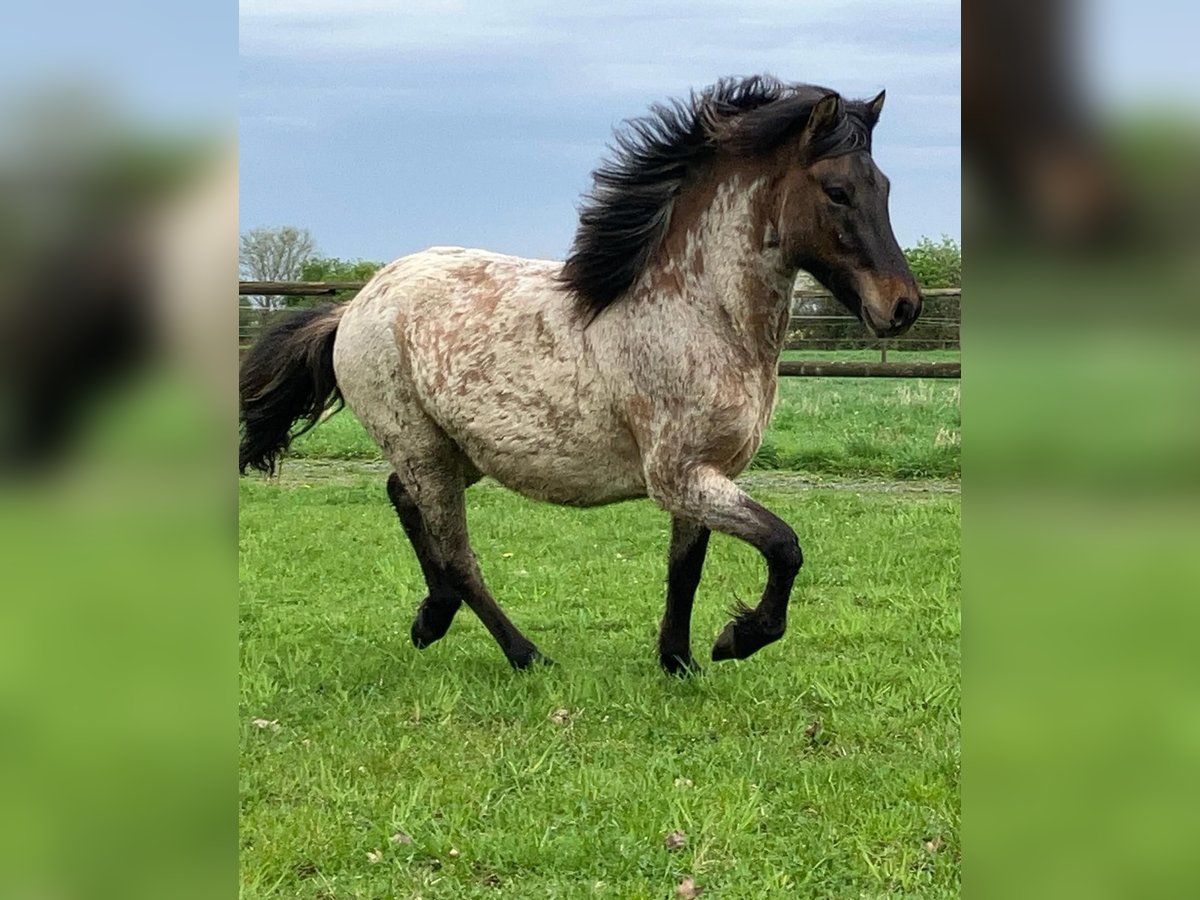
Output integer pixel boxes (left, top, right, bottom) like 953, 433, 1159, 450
559, 75, 875, 319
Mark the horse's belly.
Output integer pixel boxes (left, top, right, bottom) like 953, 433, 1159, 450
438, 400, 648, 507
483, 451, 647, 507
405, 347, 646, 506
377, 251, 646, 505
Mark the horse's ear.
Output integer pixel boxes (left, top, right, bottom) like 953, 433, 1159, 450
866, 90, 886, 127
801, 92, 843, 147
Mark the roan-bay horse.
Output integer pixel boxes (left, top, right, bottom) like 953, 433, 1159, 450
240, 75, 921, 674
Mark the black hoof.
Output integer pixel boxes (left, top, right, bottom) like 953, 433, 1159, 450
711, 617, 784, 662
711, 623, 737, 661
660, 651, 700, 677
410, 598, 459, 649
509, 646, 555, 670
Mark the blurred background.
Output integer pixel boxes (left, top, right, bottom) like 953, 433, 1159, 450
965, 1, 1200, 897
0, 3, 235, 899
2, 0, 1198, 897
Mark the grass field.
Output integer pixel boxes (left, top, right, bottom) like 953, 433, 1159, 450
288, 351, 961, 482
240, 470, 960, 898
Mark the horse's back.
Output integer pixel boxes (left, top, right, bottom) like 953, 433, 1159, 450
333, 247, 646, 505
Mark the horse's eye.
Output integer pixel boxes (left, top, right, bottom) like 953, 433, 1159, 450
823, 185, 851, 206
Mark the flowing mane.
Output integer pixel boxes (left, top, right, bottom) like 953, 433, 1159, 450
559, 74, 876, 318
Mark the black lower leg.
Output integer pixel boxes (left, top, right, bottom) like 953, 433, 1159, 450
386, 473, 461, 648
660, 517, 710, 675
392, 468, 549, 670
711, 500, 803, 662
443, 558, 552, 670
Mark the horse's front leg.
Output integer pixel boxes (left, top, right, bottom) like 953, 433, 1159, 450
659, 516, 710, 675
648, 464, 803, 663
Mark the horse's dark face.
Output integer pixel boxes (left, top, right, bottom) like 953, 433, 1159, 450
777, 97, 922, 338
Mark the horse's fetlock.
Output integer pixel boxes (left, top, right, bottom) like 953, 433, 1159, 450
760, 615, 787, 640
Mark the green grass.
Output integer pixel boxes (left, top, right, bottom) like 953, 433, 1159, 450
289, 351, 960, 481
241, 473, 959, 898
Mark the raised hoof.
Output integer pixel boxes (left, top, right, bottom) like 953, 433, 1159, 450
410, 599, 458, 649
509, 647, 555, 670
660, 652, 701, 677
711, 623, 739, 662
711, 618, 784, 662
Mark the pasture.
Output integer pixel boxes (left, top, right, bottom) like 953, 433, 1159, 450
239, 66, 960, 900
240, 457, 960, 897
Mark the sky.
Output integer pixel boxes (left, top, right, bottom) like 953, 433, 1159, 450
240, 0, 961, 264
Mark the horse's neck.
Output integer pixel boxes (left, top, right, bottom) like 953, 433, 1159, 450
643, 174, 797, 365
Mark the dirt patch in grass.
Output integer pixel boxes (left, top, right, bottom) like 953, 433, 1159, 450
259, 458, 959, 495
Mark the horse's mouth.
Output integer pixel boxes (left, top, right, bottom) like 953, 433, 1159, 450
859, 299, 916, 339
861, 307, 901, 338
840, 287, 900, 339
819, 273, 915, 339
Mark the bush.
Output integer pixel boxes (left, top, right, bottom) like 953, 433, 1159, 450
904, 235, 961, 288
295, 257, 385, 305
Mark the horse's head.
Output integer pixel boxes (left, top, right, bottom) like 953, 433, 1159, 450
774, 91, 922, 338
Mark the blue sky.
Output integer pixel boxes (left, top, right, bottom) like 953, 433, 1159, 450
240, 1, 960, 264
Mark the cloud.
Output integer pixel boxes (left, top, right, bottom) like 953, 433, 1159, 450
240, 1, 959, 80
239, 0, 960, 257
239, 1, 959, 122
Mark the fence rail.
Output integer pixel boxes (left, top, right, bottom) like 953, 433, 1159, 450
777, 360, 960, 378
239, 281, 366, 296
792, 287, 961, 300
239, 281, 960, 379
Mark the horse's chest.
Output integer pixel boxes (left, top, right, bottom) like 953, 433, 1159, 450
697, 371, 777, 476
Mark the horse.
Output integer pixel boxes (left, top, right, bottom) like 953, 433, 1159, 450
239, 75, 921, 675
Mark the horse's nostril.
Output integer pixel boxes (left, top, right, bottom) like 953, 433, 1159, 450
892, 297, 916, 327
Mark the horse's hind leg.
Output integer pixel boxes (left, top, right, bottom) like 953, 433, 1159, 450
390, 447, 552, 670
386, 473, 461, 648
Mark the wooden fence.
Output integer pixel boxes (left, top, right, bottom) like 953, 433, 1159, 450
239, 282, 960, 379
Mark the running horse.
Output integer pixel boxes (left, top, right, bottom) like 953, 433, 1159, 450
239, 76, 921, 674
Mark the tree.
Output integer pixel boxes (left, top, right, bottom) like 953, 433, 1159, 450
297, 256, 384, 304
239, 226, 316, 310
299, 256, 382, 282
903, 235, 961, 288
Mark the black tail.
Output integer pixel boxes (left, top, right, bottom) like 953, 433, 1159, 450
239, 302, 346, 475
